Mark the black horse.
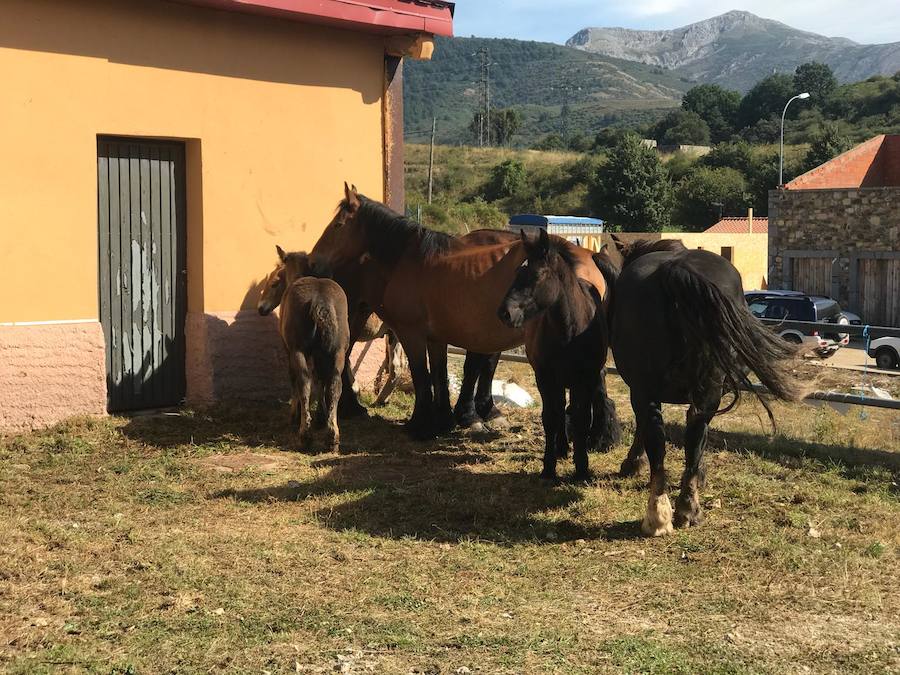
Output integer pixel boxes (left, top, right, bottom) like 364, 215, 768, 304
497, 229, 618, 480
607, 236, 804, 536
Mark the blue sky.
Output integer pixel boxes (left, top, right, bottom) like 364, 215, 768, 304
450, 0, 900, 46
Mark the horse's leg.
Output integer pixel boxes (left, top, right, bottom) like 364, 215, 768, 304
373, 333, 398, 406
474, 352, 504, 423
322, 357, 343, 454
454, 352, 484, 428
287, 347, 301, 430
535, 371, 565, 481
400, 333, 435, 440
337, 307, 370, 419
295, 352, 314, 450
313, 379, 327, 429
570, 382, 593, 481
619, 419, 648, 477
674, 388, 718, 528
589, 368, 622, 453
636, 394, 673, 537
427, 341, 454, 435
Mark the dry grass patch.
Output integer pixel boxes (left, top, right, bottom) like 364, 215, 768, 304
1, 367, 898, 673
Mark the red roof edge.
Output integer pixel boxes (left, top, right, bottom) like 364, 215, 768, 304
172, 0, 455, 37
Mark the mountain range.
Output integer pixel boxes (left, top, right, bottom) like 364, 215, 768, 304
403, 11, 900, 145
566, 10, 900, 92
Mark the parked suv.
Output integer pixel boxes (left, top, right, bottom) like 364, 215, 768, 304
745, 291, 850, 358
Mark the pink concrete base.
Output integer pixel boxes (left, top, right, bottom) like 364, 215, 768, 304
0, 322, 107, 433
185, 311, 386, 406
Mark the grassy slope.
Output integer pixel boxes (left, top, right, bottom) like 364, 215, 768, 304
1, 362, 898, 674
405, 36, 689, 146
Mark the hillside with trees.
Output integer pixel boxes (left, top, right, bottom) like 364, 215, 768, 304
405, 62, 900, 233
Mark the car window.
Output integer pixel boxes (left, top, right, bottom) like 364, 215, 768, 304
748, 301, 768, 317
763, 302, 789, 320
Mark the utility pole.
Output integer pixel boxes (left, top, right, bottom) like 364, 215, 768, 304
476, 47, 491, 147
427, 116, 436, 204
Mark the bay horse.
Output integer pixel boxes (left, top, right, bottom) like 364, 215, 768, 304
498, 229, 617, 481
323, 225, 511, 430
260, 248, 350, 452
311, 184, 618, 442
607, 236, 804, 536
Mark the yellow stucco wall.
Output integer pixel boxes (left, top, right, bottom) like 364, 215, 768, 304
676, 232, 769, 291
611, 232, 769, 290
0, 0, 385, 322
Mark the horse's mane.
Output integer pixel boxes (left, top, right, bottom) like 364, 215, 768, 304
547, 235, 578, 270
618, 238, 687, 268
346, 195, 453, 265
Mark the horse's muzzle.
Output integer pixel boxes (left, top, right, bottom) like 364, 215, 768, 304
497, 305, 523, 329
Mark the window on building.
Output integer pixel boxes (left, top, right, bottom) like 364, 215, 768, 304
721, 246, 734, 262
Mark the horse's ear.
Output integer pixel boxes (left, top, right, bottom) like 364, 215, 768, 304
538, 227, 550, 255
276, 245, 287, 262
610, 234, 627, 254
344, 181, 360, 212
519, 228, 528, 244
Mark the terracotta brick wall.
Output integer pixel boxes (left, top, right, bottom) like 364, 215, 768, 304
786, 136, 886, 190
0, 322, 107, 433
185, 311, 387, 406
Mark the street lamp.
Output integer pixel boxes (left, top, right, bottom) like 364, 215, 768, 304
779, 92, 810, 186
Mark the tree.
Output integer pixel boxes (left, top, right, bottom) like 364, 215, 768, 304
793, 62, 837, 103
593, 127, 629, 150
673, 167, 751, 231
681, 84, 741, 142
738, 73, 797, 129
492, 108, 522, 146
701, 140, 755, 176
469, 108, 522, 146
652, 110, 711, 146
587, 134, 672, 231
532, 133, 566, 151
802, 121, 852, 172
485, 159, 527, 200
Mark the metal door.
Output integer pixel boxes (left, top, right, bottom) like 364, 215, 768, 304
98, 138, 187, 411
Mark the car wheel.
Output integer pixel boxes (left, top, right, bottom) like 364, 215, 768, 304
875, 347, 899, 370
782, 334, 802, 345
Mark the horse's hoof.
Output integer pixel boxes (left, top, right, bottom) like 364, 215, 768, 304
619, 456, 648, 478
339, 402, 369, 419
404, 422, 435, 441
571, 470, 592, 484
540, 469, 559, 483
455, 411, 479, 429
478, 406, 505, 422
641, 493, 674, 537
674, 499, 704, 529
485, 415, 509, 430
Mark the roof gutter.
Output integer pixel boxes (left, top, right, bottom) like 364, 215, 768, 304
170, 0, 455, 36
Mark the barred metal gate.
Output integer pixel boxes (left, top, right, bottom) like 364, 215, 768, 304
98, 138, 187, 411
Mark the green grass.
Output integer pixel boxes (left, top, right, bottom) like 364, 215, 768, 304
1, 364, 898, 673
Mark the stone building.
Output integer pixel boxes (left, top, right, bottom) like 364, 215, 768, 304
768, 134, 900, 327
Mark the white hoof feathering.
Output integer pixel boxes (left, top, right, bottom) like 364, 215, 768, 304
641, 492, 674, 537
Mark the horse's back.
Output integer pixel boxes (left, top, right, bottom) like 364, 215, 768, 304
613, 249, 743, 399
281, 278, 349, 357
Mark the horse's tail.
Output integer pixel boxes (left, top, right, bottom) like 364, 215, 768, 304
591, 251, 619, 328
658, 259, 805, 419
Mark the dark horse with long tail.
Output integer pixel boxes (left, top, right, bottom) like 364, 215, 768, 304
607, 236, 804, 536
498, 229, 619, 480
312, 184, 619, 445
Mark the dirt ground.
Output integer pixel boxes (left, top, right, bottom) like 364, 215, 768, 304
1, 363, 898, 674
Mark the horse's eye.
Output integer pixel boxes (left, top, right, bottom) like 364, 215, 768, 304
521, 260, 528, 269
